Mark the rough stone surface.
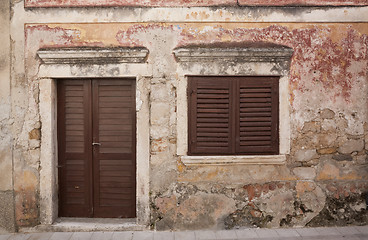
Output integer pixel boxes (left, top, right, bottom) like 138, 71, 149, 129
316, 163, 340, 180
224, 181, 325, 229
338, 139, 364, 154
154, 191, 236, 230
295, 149, 318, 162
151, 102, 170, 125
321, 119, 336, 132
292, 167, 316, 180
308, 182, 368, 227
317, 148, 337, 155
0, 191, 15, 232
320, 109, 335, 119
302, 122, 321, 133
332, 154, 353, 161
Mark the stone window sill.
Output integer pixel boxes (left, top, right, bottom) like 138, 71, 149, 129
180, 155, 286, 166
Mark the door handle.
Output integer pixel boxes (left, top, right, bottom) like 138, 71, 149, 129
92, 142, 101, 146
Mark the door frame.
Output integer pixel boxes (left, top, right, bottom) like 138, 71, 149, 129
37, 47, 151, 226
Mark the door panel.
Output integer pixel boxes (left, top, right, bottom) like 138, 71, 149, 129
58, 79, 136, 218
58, 80, 93, 217
92, 79, 136, 218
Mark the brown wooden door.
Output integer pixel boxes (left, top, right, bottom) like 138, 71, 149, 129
58, 79, 136, 218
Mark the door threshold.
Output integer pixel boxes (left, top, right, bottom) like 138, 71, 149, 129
35, 218, 146, 232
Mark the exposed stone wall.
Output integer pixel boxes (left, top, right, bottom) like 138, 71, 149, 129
5, 0, 368, 231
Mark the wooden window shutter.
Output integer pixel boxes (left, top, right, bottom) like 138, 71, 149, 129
188, 77, 234, 155
237, 77, 279, 155
188, 76, 279, 156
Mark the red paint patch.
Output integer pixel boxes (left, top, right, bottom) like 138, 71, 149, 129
25, 0, 236, 8
176, 24, 367, 103
238, 0, 368, 6
115, 24, 175, 47
26, 23, 367, 105
25, 0, 368, 7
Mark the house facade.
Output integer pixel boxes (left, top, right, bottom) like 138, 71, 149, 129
0, 0, 367, 232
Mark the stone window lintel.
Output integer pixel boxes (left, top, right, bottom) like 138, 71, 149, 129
37, 47, 149, 64
173, 45, 293, 63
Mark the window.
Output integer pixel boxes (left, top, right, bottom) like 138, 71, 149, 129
188, 76, 279, 155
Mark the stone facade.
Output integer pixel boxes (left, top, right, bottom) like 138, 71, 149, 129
0, 0, 367, 232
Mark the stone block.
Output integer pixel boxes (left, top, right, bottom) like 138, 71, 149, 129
302, 121, 321, 133
151, 102, 170, 125
151, 152, 170, 166
336, 117, 348, 131
303, 158, 319, 167
28, 128, 41, 140
15, 190, 38, 227
27, 149, 40, 169
0, 149, 12, 191
29, 139, 40, 149
151, 84, 169, 101
332, 154, 353, 161
317, 163, 340, 180
151, 138, 169, 153
317, 148, 337, 155
321, 119, 335, 132
338, 139, 364, 154
320, 108, 335, 119
292, 167, 316, 180
295, 149, 318, 162
356, 155, 367, 164
151, 125, 170, 139
317, 133, 337, 148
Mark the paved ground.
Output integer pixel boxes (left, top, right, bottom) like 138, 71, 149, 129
0, 226, 368, 240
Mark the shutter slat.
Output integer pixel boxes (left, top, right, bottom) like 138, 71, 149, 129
240, 127, 272, 132
240, 107, 272, 112
240, 122, 272, 127
240, 117, 272, 122
240, 88, 271, 93
197, 127, 229, 133
240, 112, 271, 117
240, 102, 272, 107
240, 98, 271, 103
198, 104, 229, 108
197, 94, 229, 99
197, 118, 229, 123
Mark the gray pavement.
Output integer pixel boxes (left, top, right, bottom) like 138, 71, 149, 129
0, 226, 368, 240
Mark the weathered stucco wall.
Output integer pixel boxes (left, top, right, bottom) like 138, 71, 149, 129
24, 0, 368, 7
5, 0, 368, 232
0, 0, 16, 233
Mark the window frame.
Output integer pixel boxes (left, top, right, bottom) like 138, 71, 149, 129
173, 45, 293, 165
